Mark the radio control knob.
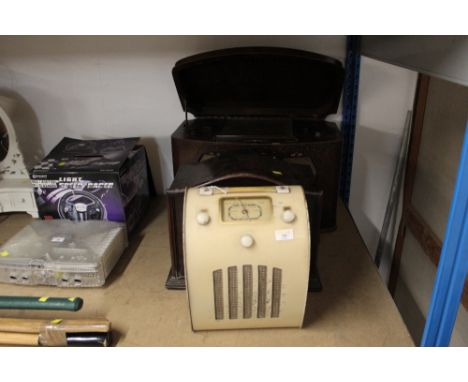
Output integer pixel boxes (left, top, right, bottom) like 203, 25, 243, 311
282, 209, 296, 223
196, 211, 210, 225
240, 234, 254, 248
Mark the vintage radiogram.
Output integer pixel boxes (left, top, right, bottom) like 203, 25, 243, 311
184, 185, 310, 330
171, 47, 344, 231
166, 154, 322, 292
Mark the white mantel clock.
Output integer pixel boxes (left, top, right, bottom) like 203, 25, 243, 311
0, 95, 39, 218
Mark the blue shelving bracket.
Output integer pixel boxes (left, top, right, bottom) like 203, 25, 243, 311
421, 120, 468, 346
340, 35, 361, 205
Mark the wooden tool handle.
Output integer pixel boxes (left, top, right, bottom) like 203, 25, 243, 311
0, 331, 38, 346
0, 317, 45, 333
0, 317, 111, 334
0, 317, 112, 346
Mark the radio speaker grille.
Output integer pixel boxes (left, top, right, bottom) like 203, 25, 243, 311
212, 265, 282, 320
228, 266, 238, 319
213, 269, 224, 320
243, 265, 253, 319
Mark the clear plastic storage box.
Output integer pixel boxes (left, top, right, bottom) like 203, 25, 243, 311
0, 220, 127, 287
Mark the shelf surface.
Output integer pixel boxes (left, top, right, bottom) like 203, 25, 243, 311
0, 198, 413, 346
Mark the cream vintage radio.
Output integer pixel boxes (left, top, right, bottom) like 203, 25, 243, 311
184, 185, 310, 330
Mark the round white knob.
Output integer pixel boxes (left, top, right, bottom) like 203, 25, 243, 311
196, 211, 210, 225
240, 234, 254, 248
282, 209, 296, 223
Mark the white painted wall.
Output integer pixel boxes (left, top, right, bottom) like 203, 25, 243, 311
349, 57, 418, 282
0, 36, 345, 194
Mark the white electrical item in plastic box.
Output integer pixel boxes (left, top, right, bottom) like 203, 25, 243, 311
0, 220, 127, 287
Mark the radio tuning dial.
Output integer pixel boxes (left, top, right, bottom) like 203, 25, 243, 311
282, 209, 296, 223
240, 234, 254, 248
196, 211, 210, 225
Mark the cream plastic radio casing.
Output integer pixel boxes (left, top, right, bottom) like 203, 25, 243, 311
184, 185, 310, 331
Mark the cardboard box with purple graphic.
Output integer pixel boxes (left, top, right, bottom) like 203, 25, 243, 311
30, 137, 150, 234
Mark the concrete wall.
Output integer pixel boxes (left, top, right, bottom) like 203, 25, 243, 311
394, 76, 468, 346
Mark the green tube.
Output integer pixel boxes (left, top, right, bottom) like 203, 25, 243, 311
0, 296, 83, 311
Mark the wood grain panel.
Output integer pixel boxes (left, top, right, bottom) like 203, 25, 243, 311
406, 205, 468, 309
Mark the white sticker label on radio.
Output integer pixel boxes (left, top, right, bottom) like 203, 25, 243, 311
275, 229, 294, 241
